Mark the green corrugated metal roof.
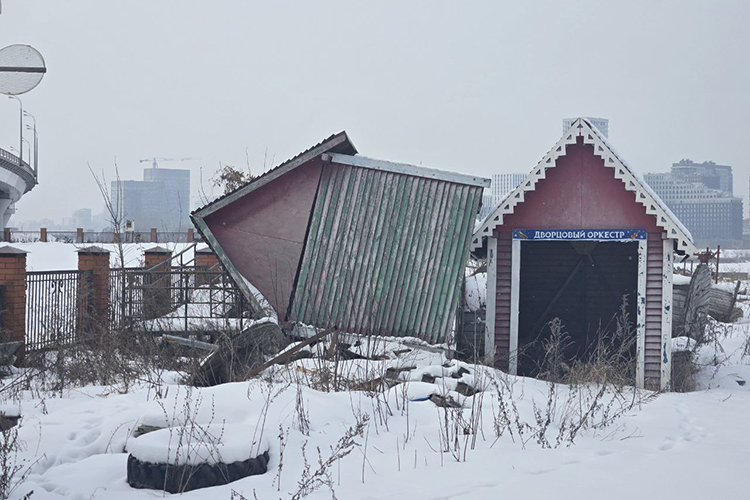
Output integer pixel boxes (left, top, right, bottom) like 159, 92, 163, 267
289, 160, 483, 343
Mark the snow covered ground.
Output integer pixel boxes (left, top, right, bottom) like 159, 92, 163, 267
1, 320, 749, 500
1, 244, 749, 499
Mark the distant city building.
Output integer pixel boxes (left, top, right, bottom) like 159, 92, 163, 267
563, 117, 609, 138
72, 208, 92, 230
479, 193, 494, 220
112, 166, 190, 232
491, 173, 526, 203
478, 173, 526, 220
644, 162, 742, 247
671, 159, 733, 194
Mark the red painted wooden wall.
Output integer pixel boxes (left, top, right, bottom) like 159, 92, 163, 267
204, 158, 324, 316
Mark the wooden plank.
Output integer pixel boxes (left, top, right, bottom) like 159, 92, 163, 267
440, 187, 482, 339
332, 168, 374, 328
485, 236, 498, 364
371, 175, 412, 333
396, 180, 440, 335
344, 169, 384, 331
509, 238, 521, 375
406, 182, 449, 335
243, 328, 337, 380
381, 176, 426, 334
636, 239, 647, 389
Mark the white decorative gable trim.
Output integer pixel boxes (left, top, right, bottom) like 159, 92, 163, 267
471, 118, 696, 255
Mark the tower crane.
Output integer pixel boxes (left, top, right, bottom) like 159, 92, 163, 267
139, 157, 195, 169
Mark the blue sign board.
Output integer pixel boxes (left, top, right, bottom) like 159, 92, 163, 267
512, 229, 647, 241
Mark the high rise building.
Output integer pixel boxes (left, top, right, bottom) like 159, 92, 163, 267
112, 166, 191, 232
478, 173, 526, 221
671, 159, 732, 194
72, 208, 92, 230
563, 117, 609, 138
491, 173, 526, 204
644, 163, 742, 247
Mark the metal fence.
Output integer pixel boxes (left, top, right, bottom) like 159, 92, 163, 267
25, 270, 92, 350
2, 230, 205, 244
109, 263, 248, 333
21, 252, 245, 351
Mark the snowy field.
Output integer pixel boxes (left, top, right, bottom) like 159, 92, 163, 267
0, 243, 748, 499
0, 320, 748, 500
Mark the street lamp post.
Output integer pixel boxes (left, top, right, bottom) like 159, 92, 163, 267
24, 110, 37, 178
7, 95, 23, 166
21, 137, 30, 164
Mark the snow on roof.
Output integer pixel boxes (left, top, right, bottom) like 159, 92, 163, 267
472, 118, 696, 255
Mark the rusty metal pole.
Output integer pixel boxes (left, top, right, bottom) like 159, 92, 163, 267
716, 245, 721, 283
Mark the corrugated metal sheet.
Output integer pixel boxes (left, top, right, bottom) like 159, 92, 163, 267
289, 161, 483, 343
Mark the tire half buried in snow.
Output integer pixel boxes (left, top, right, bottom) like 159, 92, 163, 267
126, 424, 269, 493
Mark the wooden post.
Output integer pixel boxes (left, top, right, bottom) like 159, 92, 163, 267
661, 238, 674, 391
485, 236, 497, 365
636, 239, 647, 389
509, 238, 521, 375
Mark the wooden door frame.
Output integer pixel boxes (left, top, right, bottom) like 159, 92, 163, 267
502, 235, 648, 388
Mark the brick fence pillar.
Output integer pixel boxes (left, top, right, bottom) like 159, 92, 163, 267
195, 246, 219, 286
144, 246, 172, 318
0, 246, 28, 362
187, 228, 194, 243
150, 228, 158, 243
77, 246, 111, 326
39, 228, 47, 242
3, 228, 10, 242
76, 228, 84, 243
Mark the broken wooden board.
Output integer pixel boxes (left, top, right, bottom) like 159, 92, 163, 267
672, 264, 711, 340
708, 281, 741, 323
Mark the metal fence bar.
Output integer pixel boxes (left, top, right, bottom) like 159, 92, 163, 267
25, 270, 91, 350
108, 265, 249, 333
24, 261, 247, 351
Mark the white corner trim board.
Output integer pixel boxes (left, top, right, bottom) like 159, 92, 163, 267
509, 238, 521, 376
636, 239, 647, 389
471, 118, 696, 256
484, 236, 498, 365
661, 238, 674, 390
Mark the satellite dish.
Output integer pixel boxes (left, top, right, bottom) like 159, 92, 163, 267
0, 44, 46, 95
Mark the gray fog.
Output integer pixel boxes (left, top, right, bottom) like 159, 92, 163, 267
1, 0, 748, 222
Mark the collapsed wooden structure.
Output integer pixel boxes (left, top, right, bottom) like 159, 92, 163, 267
472, 118, 697, 390
192, 132, 490, 343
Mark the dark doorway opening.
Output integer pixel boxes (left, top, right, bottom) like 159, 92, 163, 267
517, 240, 638, 377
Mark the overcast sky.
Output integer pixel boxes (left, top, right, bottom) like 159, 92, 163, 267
1, 0, 748, 224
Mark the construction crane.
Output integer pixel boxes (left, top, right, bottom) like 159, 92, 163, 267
139, 157, 195, 169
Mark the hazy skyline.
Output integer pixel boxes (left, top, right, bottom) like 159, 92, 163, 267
1, 0, 748, 223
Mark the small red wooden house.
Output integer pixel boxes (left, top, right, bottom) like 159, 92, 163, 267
472, 118, 696, 390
